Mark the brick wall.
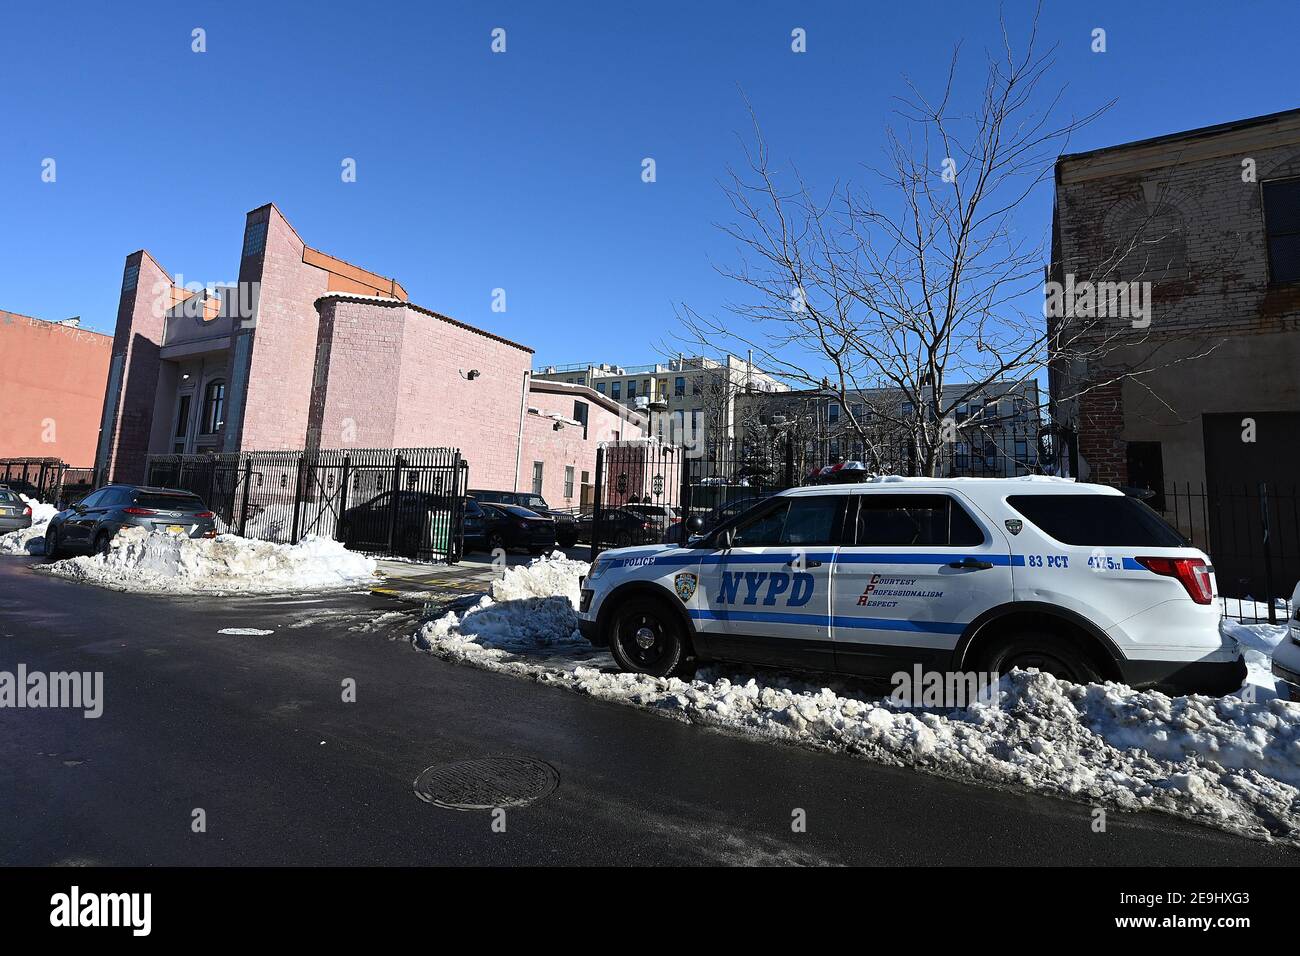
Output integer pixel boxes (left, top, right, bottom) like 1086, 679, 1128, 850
521, 385, 646, 507
0, 312, 112, 462
232, 206, 330, 451
1052, 117, 1300, 483
309, 296, 534, 489
99, 251, 176, 482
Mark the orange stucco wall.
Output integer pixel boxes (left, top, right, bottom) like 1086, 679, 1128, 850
0, 311, 113, 463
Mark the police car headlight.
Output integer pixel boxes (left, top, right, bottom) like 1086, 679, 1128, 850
587, 557, 612, 581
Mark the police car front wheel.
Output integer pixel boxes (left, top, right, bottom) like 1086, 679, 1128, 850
609, 598, 690, 678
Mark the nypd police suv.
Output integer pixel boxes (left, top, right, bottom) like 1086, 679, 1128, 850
578, 477, 1245, 695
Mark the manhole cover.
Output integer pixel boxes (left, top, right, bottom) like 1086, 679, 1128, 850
413, 757, 559, 810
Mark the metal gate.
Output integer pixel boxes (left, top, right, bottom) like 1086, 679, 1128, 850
145, 447, 467, 563
589, 438, 799, 558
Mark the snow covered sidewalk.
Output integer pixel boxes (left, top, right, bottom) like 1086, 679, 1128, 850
38, 526, 377, 594
414, 553, 1300, 847
0, 495, 59, 556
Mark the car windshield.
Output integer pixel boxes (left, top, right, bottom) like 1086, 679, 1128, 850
1007, 494, 1188, 547
135, 492, 205, 510
501, 505, 543, 518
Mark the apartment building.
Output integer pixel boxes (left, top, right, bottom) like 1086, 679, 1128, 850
736, 379, 1042, 477
533, 354, 787, 452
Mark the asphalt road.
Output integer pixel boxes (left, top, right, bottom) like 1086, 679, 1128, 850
1, 554, 1296, 867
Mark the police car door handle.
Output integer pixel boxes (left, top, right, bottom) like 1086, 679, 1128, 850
787, 558, 822, 568
949, 557, 993, 570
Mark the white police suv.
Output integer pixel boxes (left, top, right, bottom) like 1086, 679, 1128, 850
578, 477, 1245, 696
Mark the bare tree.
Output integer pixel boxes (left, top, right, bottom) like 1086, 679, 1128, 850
677, 10, 1215, 477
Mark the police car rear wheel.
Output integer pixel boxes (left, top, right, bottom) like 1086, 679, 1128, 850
609, 598, 687, 677
978, 632, 1103, 684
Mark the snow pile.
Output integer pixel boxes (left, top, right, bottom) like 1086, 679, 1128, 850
414, 553, 1300, 845
40, 527, 377, 594
1222, 618, 1289, 701
0, 495, 60, 555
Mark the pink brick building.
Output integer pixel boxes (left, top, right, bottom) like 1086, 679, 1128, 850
95, 203, 644, 494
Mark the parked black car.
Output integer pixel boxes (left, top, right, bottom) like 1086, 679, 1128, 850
338, 490, 459, 559
475, 503, 556, 554
468, 489, 578, 547
463, 497, 512, 554
592, 507, 661, 548
45, 485, 217, 557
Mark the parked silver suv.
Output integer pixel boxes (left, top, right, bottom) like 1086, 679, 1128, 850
45, 485, 217, 557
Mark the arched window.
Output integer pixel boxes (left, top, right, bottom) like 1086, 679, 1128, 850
202, 380, 226, 434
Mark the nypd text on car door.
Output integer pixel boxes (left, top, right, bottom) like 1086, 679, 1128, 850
694, 493, 846, 670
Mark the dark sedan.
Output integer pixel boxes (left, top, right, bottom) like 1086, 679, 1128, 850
468, 489, 578, 547
338, 490, 458, 559
45, 485, 217, 557
475, 503, 556, 555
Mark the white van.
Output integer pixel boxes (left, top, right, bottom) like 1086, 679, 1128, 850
578, 477, 1243, 696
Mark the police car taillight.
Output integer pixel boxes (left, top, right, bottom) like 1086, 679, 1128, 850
1136, 556, 1214, 605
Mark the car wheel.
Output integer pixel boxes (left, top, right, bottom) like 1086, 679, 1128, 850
94, 530, 113, 555
487, 532, 505, 553
557, 534, 577, 549
608, 597, 690, 678
44, 526, 61, 559
614, 530, 632, 548
974, 631, 1104, 685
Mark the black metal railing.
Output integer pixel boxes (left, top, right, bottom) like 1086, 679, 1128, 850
145, 448, 467, 563
0, 458, 95, 505
1152, 482, 1298, 624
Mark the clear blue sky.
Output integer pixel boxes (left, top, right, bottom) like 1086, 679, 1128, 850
1, 1, 1294, 368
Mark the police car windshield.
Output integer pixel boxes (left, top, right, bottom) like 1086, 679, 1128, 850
1007, 494, 1188, 547
730, 496, 841, 547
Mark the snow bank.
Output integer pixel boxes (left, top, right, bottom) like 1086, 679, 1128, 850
414, 553, 1300, 846
0, 495, 59, 556
40, 527, 377, 594
1222, 618, 1289, 702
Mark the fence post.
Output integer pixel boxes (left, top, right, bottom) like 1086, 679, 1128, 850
239, 458, 252, 537
289, 454, 304, 544
387, 455, 404, 556
590, 446, 605, 562
447, 452, 464, 565
1260, 481, 1277, 625
677, 446, 692, 546
784, 433, 795, 488
337, 455, 351, 542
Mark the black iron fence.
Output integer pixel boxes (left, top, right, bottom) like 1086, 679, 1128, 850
0, 458, 95, 505
589, 439, 801, 556
1154, 482, 1298, 624
145, 448, 467, 563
